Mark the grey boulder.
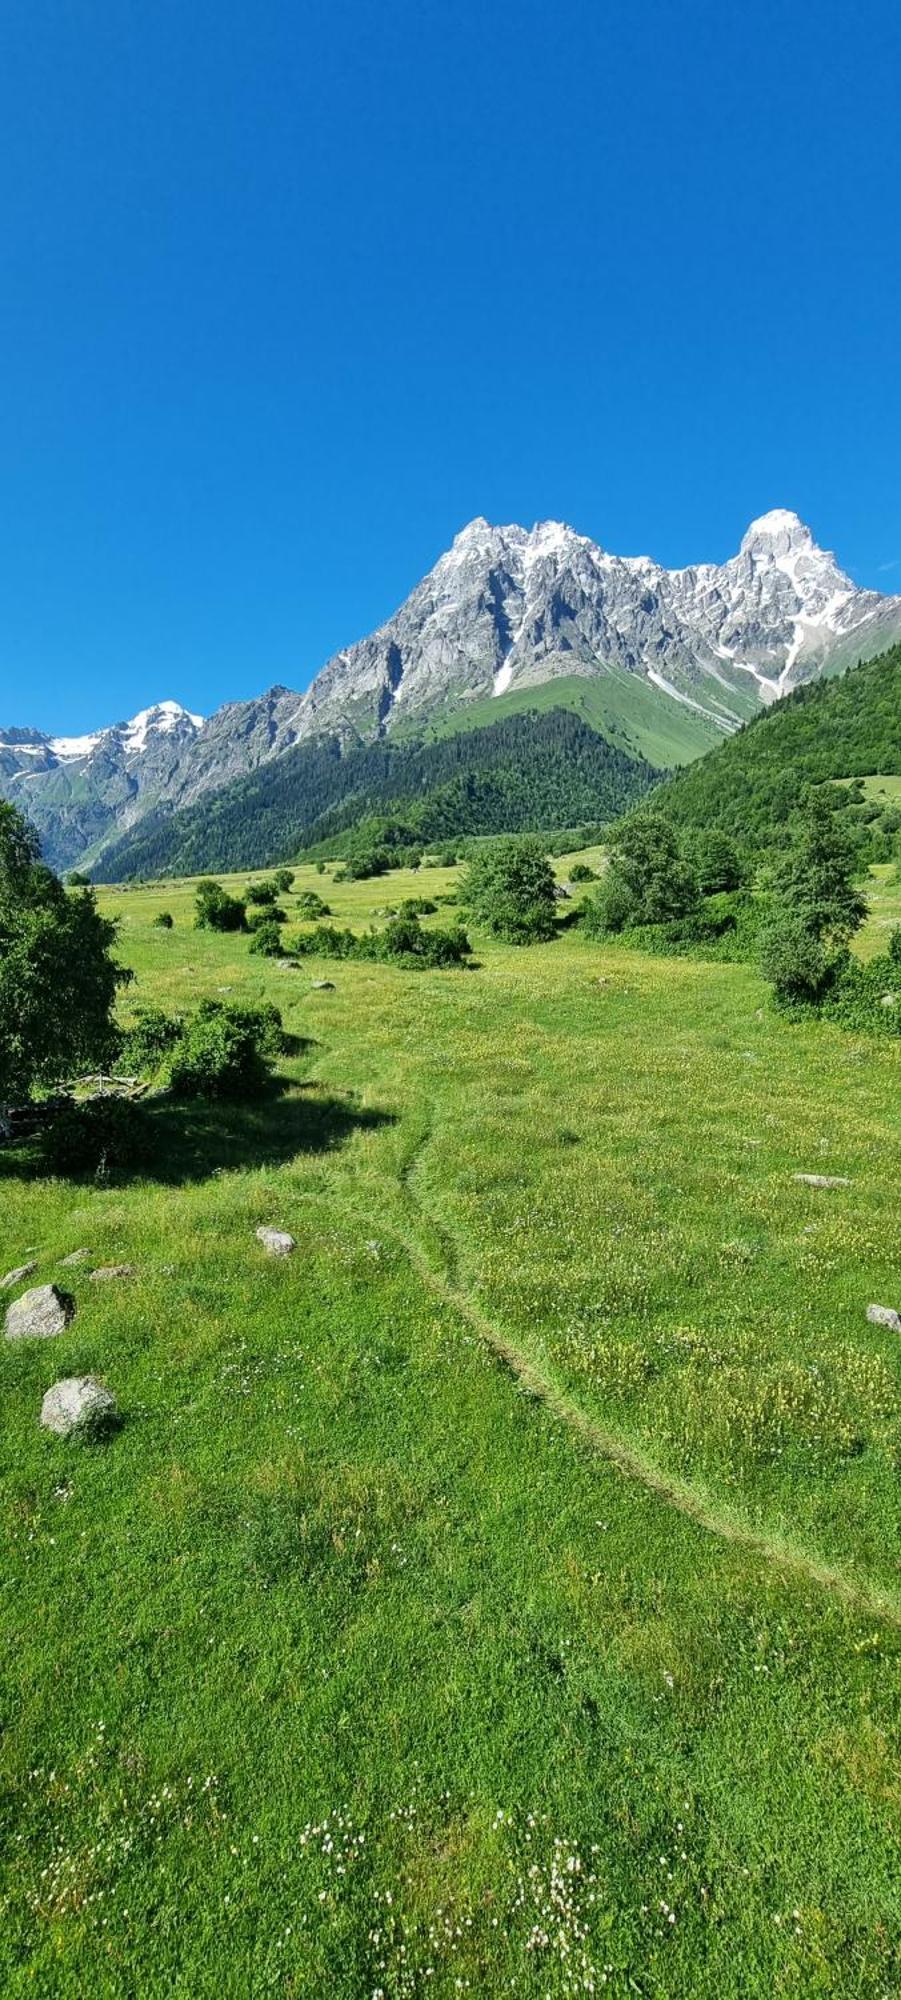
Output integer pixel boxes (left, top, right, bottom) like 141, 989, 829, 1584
5, 1284, 75, 1341
89, 1263, 136, 1282
866, 1303, 901, 1333
255, 1226, 296, 1257
40, 1376, 119, 1439
793, 1173, 851, 1189
60, 1248, 92, 1267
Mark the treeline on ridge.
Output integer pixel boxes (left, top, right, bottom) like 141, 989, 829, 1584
93, 708, 660, 880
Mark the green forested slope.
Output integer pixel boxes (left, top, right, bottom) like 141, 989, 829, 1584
94, 709, 660, 879
646, 643, 901, 847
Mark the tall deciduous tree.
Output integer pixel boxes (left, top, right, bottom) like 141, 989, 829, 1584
460, 836, 557, 943
0, 801, 130, 1111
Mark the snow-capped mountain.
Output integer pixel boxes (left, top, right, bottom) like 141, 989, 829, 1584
0, 702, 204, 870
280, 508, 901, 744
3, 511, 900, 871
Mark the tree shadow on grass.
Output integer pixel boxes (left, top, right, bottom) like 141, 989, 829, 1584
0, 1086, 396, 1189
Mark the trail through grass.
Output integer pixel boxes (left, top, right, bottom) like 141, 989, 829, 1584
1, 857, 899, 1997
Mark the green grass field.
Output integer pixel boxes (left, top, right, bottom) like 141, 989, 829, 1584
1, 858, 899, 1997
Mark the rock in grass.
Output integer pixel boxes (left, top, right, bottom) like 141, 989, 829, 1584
40, 1376, 118, 1439
5, 1284, 74, 1341
867, 1303, 901, 1333
1, 1261, 37, 1290
311, 980, 335, 991
793, 1173, 851, 1189
89, 1263, 136, 1282
60, 1248, 92, 1267
255, 1226, 296, 1257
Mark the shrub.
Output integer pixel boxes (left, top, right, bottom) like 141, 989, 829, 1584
66, 870, 91, 887
246, 905, 287, 929
246, 880, 279, 907
152, 911, 174, 929
248, 920, 285, 957
460, 837, 557, 944
194, 879, 247, 932
398, 897, 437, 916
119, 1005, 183, 1076
568, 862, 597, 883
168, 1001, 285, 1100
290, 916, 470, 969
758, 908, 834, 1005
296, 891, 331, 920
41, 1095, 152, 1181
273, 868, 295, 892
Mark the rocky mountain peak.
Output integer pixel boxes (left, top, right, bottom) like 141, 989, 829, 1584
739, 508, 815, 559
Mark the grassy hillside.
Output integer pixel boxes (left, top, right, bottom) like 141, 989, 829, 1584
644, 641, 901, 848
94, 710, 660, 881
401, 665, 730, 769
1, 857, 899, 1996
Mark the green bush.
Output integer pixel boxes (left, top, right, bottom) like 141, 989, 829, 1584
460, 837, 557, 944
296, 891, 331, 920
119, 1005, 183, 1075
758, 909, 834, 1005
568, 862, 597, 883
168, 1001, 286, 1100
248, 920, 285, 957
246, 880, 279, 907
290, 916, 470, 969
41, 1096, 152, 1181
152, 911, 174, 929
398, 896, 437, 916
194, 879, 247, 932
246, 905, 287, 930
273, 868, 295, 893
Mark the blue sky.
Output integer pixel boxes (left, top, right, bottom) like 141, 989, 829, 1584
1, 0, 899, 732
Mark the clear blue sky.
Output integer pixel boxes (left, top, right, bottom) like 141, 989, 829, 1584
1, 0, 899, 732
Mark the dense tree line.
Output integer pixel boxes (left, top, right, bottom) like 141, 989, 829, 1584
94, 710, 660, 881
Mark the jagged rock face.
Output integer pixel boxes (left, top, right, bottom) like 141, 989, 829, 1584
283, 510, 901, 741
3, 511, 900, 870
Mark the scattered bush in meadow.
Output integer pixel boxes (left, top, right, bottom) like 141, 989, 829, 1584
273, 868, 295, 892
194, 878, 247, 932
246, 880, 279, 907
152, 910, 174, 929
168, 1000, 286, 1100
248, 919, 285, 957
568, 861, 597, 883
296, 890, 331, 920
119, 1005, 183, 1075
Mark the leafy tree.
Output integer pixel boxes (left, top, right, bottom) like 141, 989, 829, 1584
585, 817, 698, 935
194, 878, 247, 932
460, 836, 557, 943
0, 800, 130, 1110
769, 791, 868, 946
758, 794, 867, 1006
687, 829, 745, 894
273, 868, 295, 892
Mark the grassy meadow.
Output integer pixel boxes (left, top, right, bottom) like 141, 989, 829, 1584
1, 855, 900, 1997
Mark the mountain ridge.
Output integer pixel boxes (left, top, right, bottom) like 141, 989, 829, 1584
4, 510, 900, 870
